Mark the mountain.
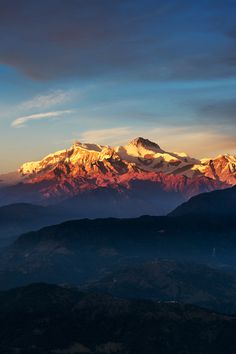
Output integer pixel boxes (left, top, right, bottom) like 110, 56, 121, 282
1, 180, 235, 249
84, 260, 236, 314
0, 185, 236, 289
0, 137, 234, 216
1, 195, 236, 289
199, 154, 236, 185
170, 186, 236, 217
17, 137, 236, 184
1, 283, 236, 354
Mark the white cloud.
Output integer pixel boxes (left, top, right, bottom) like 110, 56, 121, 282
19, 90, 73, 110
77, 126, 236, 158
79, 127, 133, 146
11, 110, 73, 128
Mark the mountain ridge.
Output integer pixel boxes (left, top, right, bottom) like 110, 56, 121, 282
1, 186, 236, 289
170, 185, 236, 217
0, 137, 235, 212
18, 137, 236, 184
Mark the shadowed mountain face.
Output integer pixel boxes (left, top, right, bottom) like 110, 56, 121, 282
0, 185, 234, 248
0, 176, 236, 353
0, 174, 222, 216
170, 186, 236, 216
0, 186, 236, 289
1, 283, 236, 354
0, 219, 235, 290
83, 260, 236, 315
0, 138, 234, 217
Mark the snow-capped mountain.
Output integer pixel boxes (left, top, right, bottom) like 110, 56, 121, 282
19, 137, 236, 185
115, 137, 200, 175
0, 137, 235, 215
198, 154, 236, 185
19, 141, 139, 177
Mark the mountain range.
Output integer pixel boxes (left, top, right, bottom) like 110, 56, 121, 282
0, 172, 236, 353
0, 137, 235, 216
0, 186, 235, 290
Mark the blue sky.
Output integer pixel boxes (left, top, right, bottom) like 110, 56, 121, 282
0, 0, 236, 173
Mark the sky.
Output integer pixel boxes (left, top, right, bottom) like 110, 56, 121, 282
0, 0, 236, 173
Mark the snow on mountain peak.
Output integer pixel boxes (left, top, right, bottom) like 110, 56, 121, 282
17, 138, 236, 186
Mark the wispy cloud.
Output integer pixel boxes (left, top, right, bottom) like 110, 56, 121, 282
11, 110, 73, 128
78, 126, 236, 158
79, 127, 133, 146
19, 90, 73, 110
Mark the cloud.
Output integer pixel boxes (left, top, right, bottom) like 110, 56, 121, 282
0, 0, 236, 81
77, 125, 236, 158
11, 110, 73, 128
158, 130, 236, 158
19, 90, 73, 110
79, 127, 133, 146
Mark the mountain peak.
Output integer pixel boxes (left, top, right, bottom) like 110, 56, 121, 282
129, 137, 161, 150
16, 137, 236, 192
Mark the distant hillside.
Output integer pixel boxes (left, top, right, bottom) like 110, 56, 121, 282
0, 185, 236, 289
1, 283, 236, 354
170, 186, 236, 217
0, 211, 236, 289
1, 185, 235, 248
84, 260, 236, 314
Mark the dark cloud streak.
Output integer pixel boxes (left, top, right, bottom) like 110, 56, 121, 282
0, 0, 236, 81
199, 99, 236, 124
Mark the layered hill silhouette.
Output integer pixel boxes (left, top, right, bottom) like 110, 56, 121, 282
84, 260, 236, 314
1, 283, 236, 354
0, 186, 236, 290
0, 179, 236, 354
170, 185, 236, 216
